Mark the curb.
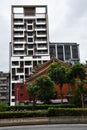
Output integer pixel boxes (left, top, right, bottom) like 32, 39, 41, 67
0, 116, 87, 127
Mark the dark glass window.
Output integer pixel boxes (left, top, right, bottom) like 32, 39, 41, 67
64, 45, 71, 60
72, 45, 78, 58
20, 93, 24, 97
33, 61, 37, 67
50, 45, 56, 58
28, 25, 32, 30
28, 38, 33, 42
28, 44, 33, 48
28, 32, 33, 36
25, 61, 31, 65
28, 50, 33, 56
57, 45, 64, 61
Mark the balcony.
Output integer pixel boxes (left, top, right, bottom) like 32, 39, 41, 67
0, 96, 7, 99
0, 90, 8, 93
35, 50, 48, 55
35, 38, 47, 44
36, 34, 46, 37
14, 22, 24, 25
0, 83, 8, 86
14, 27, 25, 31
37, 46, 47, 50
13, 51, 26, 56
36, 14, 45, 18
14, 40, 26, 44
36, 19, 46, 25
35, 28, 46, 31
14, 14, 24, 18
14, 33, 24, 38
13, 45, 24, 51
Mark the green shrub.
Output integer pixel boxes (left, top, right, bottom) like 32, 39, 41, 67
47, 108, 87, 116
0, 102, 8, 112
0, 108, 87, 119
0, 110, 47, 119
0, 103, 76, 112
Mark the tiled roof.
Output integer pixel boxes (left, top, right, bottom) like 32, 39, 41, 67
26, 58, 71, 83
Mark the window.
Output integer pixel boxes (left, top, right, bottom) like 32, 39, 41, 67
72, 45, 78, 58
28, 25, 32, 30
28, 44, 33, 48
28, 38, 33, 42
28, 50, 33, 56
28, 32, 33, 36
25, 61, 31, 65
12, 61, 19, 66
20, 86, 24, 90
17, 68, 23, 73
57, 45, 64, 61
64, 45, 71, 60
20, 93, 24, 97
50, 44, 56, 58
27, 20, 32, 24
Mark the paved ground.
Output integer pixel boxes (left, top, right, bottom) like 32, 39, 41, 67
0, 124, 87, 130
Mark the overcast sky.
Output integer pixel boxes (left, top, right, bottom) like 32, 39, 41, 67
0, 0, 87, 72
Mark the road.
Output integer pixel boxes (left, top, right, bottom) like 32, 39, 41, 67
0, 124, 87, 130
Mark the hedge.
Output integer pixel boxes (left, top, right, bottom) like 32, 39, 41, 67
47, 108, 87, 116
0, 108, 87, 119
0, 110, 47, 119
0, 104, 76, 112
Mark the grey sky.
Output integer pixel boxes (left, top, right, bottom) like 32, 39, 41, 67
0, 0, 87, 71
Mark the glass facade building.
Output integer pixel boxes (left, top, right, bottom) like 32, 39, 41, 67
50, 42, 80, 64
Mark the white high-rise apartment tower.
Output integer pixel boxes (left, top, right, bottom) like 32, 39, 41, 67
10, 5, 50, 105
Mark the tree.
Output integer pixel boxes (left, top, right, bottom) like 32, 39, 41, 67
27, 82, 39, 110
76, 80, 87, 108
36, 75, 57, 103
69, 62, 86, 81
48, 62, 69, 103
68, 62, 87, 108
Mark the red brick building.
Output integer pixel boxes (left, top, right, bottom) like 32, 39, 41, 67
14, 58, 71, 104
14, 58, 87, 105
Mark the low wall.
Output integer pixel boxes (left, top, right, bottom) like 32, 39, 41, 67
0, 116, 87, 127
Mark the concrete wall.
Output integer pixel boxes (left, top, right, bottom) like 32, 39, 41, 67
0, 116, 87, 127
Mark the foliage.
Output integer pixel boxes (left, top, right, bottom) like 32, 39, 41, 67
47, 108, 87, 116
0, 104, 76, 112
70, 93, 82, 107
27, 82, 39, 99
1, 107, 87, 119
69, 62, 86, 80
0, 102, 8, 112
48, 62, 69, 103
48, 62, 68, 85
27, 82, 39, 110
67, 62, 87, 108
36, 76, 57, 103
0, 110, 47, 119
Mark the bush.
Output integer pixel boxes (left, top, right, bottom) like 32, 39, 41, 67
47, 108, 87, 116
0, 108, 87, 119
0, 102, 8, 112
0, 110, 47, 119
0, 104, 76, 112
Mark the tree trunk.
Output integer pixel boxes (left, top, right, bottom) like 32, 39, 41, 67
81, 94, 85, 108
32, 97, 36, 110
60, 84, 63, 104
